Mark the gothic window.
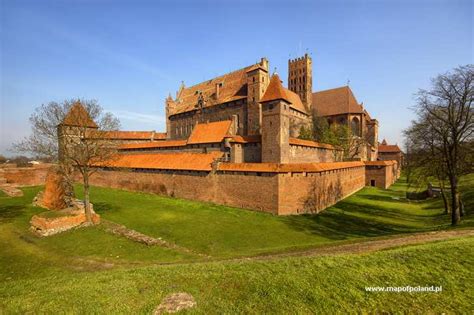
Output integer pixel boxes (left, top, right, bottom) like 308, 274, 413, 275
253, 77, 255, 83
351, 117, 360, 136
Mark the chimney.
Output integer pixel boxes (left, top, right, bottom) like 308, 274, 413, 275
260, 57, 269, 71
215, 82, 223, 99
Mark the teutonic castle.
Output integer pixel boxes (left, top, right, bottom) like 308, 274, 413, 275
58, 54, 403, 215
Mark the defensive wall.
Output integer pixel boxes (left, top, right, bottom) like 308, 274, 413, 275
2, 160, 398, 216
87, 161, 366, 215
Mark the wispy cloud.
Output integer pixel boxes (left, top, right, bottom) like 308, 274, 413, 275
108, 109, 165, 125
12, 8, 171, 81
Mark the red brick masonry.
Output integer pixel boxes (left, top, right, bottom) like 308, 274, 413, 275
88, 162, 366, 215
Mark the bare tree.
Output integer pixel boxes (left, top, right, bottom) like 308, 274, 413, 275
14, 99, 120, 223
404, 117, 451, 213
410, 65, 474, 225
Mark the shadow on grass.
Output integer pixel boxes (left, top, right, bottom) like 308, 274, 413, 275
281, 198, 449, 240
93, 202, 116, 213
0, 205, 25, 222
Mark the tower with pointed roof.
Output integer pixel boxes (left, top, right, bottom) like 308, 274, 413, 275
57, 101, 98, 162
288, 53, 312, 112
260, 74, 290, 163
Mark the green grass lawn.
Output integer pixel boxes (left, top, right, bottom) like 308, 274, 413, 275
1, 236, 472, 313
0, 174, 473, 313
73, 174, 474, 258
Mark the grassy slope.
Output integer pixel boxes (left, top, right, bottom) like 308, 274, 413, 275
0, 175, 473, 313
1, 237, 473, 313
74, 174, 474, 258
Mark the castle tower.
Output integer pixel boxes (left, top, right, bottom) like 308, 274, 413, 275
288, 53, 312, 112
246, 57, 270, 135
58, 102, 98, 162
260, 73, 290, 163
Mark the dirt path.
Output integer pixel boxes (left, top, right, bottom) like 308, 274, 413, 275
233, 228, 474, 263
84, 227, 474, 269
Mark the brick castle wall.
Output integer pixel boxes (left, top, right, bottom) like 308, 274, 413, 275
278, 166, 366, 214
365, 164, 396, 189
289, 145, 337, 163
88, 169, 280, 214
88, 165, 365, 215
2, 165, 51, 186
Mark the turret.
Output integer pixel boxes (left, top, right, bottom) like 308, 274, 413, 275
260, 73, 290, 163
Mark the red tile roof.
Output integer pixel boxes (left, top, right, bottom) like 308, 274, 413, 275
187, 120, 232, 144
312, 86, 364, 116
365, 160, 397, 166
62, 103, 98, 128
91, 131, 166, 140
261, 74, 307, 113
378, 144, 401, 153
289, 138, 338, 150
218, 161, 364, 173
96, 151, 223, 171
260, 74, 292, 103
120, 140, 187, 150
169, 62, 266, 115
229, 135, 261, 144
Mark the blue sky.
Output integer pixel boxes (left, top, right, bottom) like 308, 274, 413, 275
0, 0, 472, 155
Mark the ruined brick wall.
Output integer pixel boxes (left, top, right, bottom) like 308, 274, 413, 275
277, 165, 366, 215
88, 169, 279, 214
2, 165, 51, 186
289, 145, 338, 163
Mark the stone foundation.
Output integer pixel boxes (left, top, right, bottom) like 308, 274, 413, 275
30, 200, 100, 236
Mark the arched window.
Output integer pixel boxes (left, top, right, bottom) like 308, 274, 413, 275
351, 117, 360, 136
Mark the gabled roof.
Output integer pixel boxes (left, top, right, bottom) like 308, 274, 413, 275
378, 144, 402, 153
312, 86, 364, 116
218, 161, 364, 173
289, 138, 338, 150
97, 151, 223, 171
187, 120, 233, 144
284, 88, 307, 113
62, 103, 98, 128
169, 60, 267, 116
120, 140, 187, 150
89, 131, 166, 141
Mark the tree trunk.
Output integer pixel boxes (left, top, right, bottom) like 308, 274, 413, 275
449, 176, 460, 226
83, 172, 92, 223
440, 188, 450, 214
458, 193, 465, 217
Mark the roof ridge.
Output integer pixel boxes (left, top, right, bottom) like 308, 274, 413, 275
178, 62, 259, 92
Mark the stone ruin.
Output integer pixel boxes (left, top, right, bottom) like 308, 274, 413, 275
30, 166, 100, 236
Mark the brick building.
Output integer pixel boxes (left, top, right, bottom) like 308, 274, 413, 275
378, 139, 404, 167
56, 54, 401, 215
